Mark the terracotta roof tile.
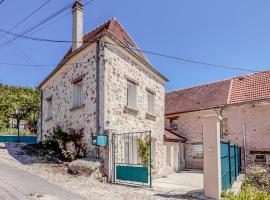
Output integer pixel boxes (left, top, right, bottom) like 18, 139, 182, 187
165, 80, 231, 114
166, 70, 270, 114
229, 70, 270, 104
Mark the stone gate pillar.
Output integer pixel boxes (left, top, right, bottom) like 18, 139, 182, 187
202, 114, 222, 199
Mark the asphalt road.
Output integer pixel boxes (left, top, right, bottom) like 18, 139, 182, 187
0, 160, 84, 200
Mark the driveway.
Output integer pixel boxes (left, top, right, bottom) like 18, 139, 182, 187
0, 160, 84, 200
153, 171, 204, 199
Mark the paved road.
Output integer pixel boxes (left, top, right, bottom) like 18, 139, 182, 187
0, 160, 84, 200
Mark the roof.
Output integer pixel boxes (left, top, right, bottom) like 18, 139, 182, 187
38, 17, 168, 88
165, 80, 231, 115
166, 70, 270, 115
164, 128, 187, 142
229, 70, 270, 104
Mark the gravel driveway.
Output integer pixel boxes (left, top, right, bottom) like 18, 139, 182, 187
0, 143, 201, 200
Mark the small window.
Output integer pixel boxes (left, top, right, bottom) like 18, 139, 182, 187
127, 80, 137, 108
169, 119, 178, 129
73, 80, 83, 107
254, 154, 266, 163
147, 91, 155, 114
47, 98, 52, 119
193, 144, 203, 159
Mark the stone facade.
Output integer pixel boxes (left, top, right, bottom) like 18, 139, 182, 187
166, 101, 270, 169
40, 35, 169, 178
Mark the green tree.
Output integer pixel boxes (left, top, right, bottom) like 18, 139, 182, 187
0, 84, 40, 135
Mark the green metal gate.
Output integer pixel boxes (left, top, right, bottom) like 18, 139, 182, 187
220, 140, 241, 191
112, 131, 152, 187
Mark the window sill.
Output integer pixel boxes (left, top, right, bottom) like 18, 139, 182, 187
145, 112, 156, 121
70, 104, 85, 112
45, 117, 53, 122
123, 105, 139, 116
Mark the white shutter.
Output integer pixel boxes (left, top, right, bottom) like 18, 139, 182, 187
127, 81, 137, 107
148, 92, 155, 113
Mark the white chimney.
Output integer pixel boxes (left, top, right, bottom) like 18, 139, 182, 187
72, 0, 84, 52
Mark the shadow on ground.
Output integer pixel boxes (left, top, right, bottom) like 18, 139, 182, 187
154, 189, 204, 199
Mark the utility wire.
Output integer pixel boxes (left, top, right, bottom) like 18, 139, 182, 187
0, 31, 261, 73
0, 0, 6, 5
0, 0, 51, 41
0, 1, 73, 47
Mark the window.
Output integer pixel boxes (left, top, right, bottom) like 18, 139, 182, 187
193, 144, 203, 159
254, 154, 266, 163
127, 80, 137, 108
73, 80, 83, 108
147, 91, 155, 114
169, 119, 178, 129
47, 98, 52, 119
124, 137, 138, 164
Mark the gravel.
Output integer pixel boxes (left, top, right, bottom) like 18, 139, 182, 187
0, 143, 163, 200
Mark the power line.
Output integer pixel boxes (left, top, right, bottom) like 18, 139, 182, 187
0, 30, 262, 73
0, 0, 6, 5
0, 0, 51, 41
0, 1, 73, 48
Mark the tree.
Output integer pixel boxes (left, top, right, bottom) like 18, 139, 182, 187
0, 84, 40, 135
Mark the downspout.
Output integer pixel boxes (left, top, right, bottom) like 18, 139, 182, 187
40, 90, 43, 141
96, 39, 100, 158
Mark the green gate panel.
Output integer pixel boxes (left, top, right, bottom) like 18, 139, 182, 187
116, 165, 148, 183
0, 136, 37, 143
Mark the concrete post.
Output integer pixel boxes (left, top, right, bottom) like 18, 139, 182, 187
202, 115, 222, 200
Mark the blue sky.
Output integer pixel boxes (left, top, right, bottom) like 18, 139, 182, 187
0, 0, 270, 91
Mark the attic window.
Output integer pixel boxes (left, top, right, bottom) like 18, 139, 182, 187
126, 41, 136, 53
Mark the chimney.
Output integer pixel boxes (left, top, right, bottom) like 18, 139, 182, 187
72, 0, 84, 51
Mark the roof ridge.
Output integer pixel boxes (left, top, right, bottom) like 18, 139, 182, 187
166, 78, 232, 94
83, 17, 112, 39
108, 17, 151, 65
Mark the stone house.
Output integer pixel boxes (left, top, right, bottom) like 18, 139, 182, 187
38, 1, 185, 179
165, 70, 270, 169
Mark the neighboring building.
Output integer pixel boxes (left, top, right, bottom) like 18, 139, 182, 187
166, 70, 270, 169
38, 1, 185, 178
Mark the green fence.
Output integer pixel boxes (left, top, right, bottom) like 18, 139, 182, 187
0, 136, 37, 143
220, 140, 241, 191
113, 131, 152, 187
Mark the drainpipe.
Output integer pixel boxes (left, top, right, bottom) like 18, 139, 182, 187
40, 90, 43, 141
96, 39, 100, 159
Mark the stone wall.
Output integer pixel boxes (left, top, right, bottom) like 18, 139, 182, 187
166, 101, 270, 169
40, 36, 169, 178
101, 36, 168, 177
40, 43, 100, 156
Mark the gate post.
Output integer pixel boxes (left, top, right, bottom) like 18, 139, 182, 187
202, 114, 222, 200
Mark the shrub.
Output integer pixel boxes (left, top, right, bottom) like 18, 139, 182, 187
223, 185, 270, 200
245, 165, 270, 193
41, 139, 60, 152
60, 150, 75, 162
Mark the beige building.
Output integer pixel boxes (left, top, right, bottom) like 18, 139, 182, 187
166, 70, 270, 169
38, 1, 185, 178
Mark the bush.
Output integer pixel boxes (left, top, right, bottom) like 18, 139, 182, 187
60, 150, 75, 162
41, 139, 60, 152
245, 165, 270, 193
223, 185, 270, 200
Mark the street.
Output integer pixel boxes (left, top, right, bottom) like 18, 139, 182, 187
0, 160, 84, 200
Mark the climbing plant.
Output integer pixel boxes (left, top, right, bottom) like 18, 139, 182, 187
138, 137, 151, 167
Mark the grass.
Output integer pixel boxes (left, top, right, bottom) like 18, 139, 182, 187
222, 165, 270, 200
0, 128, 33, 136
222, 185, 270, 200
